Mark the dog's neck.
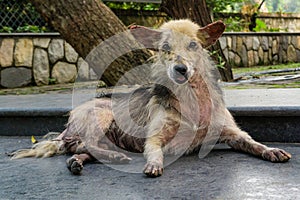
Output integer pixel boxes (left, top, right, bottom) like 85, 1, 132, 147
152, 75, 212, 128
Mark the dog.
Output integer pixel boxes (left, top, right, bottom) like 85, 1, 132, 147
9, 19, 291, 177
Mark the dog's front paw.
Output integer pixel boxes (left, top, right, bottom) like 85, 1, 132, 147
143, 162, 163, 177
262, 148, 291, 162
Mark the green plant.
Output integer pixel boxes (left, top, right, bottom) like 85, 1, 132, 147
209, 50, 226, 69
48, 78, 56, 85
104, 2, 159, 11
223, 16, 245, 32
16, 25, 48, 33
0, 26, 13, 33
207, 0, 244, 13
253, 19, 267, 32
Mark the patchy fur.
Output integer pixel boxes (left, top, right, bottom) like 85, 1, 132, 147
10, 19, 291, 177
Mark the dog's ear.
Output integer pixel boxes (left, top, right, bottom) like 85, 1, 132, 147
197, 20, 225, 48
130, 25, 162, 49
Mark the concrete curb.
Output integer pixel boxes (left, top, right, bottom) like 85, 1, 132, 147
0, 89, 299, 142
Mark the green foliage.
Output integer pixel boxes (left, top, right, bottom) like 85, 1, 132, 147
253, 19, 282, 32
48, 78, 57, 85
16, 25, 48, 33
104, 2, 159, 11
253, 19, 267, 32
0, 25, 49, 33
0, 0, 50, 33
209, 50, 226, 69
0, 26, 13, 33
223, 16, 244, 32
206, 0, 244, 12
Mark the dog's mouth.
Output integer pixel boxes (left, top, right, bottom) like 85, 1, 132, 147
170, 64, 189, 85
172, 72, 188, 84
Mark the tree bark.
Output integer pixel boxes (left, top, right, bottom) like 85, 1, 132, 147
161, 0, 233, 81
29, 0, 152, 86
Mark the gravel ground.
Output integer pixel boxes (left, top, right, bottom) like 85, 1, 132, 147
1, 137, 300, 200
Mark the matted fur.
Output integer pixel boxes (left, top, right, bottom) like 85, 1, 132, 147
10, 19, 291, 177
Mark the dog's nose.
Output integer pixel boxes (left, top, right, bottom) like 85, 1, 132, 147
174, 64, 187, 75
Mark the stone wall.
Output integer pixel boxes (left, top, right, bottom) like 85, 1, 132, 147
258, 13, 300, 32
115, 11, 300, 32
0, 33, 97, 88
219, 32, 300, 67
0, 33, 300, 88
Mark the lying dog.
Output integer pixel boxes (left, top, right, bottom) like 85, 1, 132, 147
10, 19, 291, 177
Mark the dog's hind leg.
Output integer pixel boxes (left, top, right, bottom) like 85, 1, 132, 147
64, 138, 132, 174
66, 153, 94, 175
65, 98, 132, 174
220, 109, 291, 162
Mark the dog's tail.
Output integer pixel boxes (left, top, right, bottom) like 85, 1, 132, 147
8, 132, 65, 159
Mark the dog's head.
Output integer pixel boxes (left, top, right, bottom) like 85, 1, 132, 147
130, 19, 225, 85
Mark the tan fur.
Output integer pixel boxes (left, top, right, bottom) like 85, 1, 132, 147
10, 19, 291, 176
10, 140, 64, 159
159, 19, 200, 39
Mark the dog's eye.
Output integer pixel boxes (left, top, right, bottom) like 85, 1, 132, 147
188, 41, 198, 50
162, 42, 171, 52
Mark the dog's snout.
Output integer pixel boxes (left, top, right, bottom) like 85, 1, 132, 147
174, 64, 187, 75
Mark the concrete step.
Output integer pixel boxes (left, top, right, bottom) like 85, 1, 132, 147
0, 88, 299, 142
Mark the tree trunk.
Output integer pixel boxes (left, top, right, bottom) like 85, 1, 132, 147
29, 0, 152, 86
161, 0, 233, 81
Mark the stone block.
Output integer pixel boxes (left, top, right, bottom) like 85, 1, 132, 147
52, 61, 77, 84
272, 55, 278, 65
1, 67, 32, 88
227, 37, 232, 49
33, 38, 50, 48
282, 51, 287, 63
33, 48, 49, 85
232, 36, 236, 51
245, 37, 253, 51
48, 39, 64, 64
247, 50, 254, 67
253, 51, 259, 66
252, 37, 260, 51
272, 39, 278, 55
0, 39, 14, 67
258, 47, 264, 63
222, 48, 228, 60
77, 57, 89, 81
282, 36, 288, 51
263, 52, 269, 65
234, 54, 241, 66
241, 45, 248, 67
297, 50, 300, 62
236, 36, 243, 54
219, 37, 226, 50
291, 36, 298, 49
14, 39, 33, 67
268, 50, 272, 62
269, 37, 272, 48
261, 36, 269, 51
297, 36, 300, 49
287, 45, 297, 62
228, 51, 235, 64
65, 42, 78, 63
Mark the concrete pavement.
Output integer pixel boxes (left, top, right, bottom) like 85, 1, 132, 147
0, 88, 300, 199
1, 137, 300, 200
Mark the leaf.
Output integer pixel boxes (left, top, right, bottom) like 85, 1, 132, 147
31, 135, 38, 144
